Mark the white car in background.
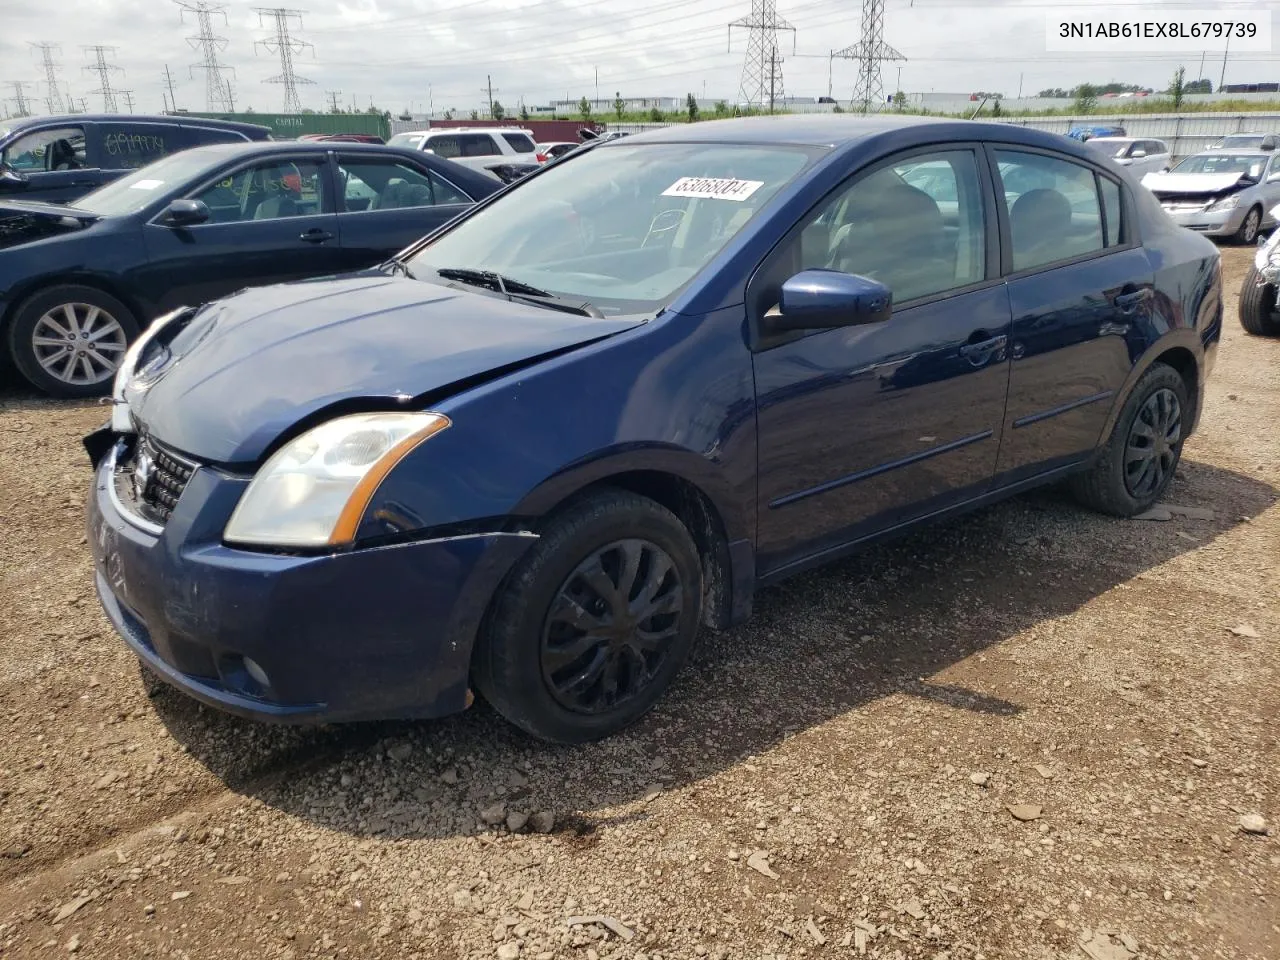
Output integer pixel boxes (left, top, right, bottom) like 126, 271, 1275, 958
386, 127, 540, 180
1085, 137, 1172, 177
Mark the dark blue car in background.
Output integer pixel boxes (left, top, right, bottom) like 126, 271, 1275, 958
86, 115, 1222, 743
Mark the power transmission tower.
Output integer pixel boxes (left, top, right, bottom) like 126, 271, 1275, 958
83, 45, 124, 112
325, 89, 341, 112
255, 8, 314, 112
6, 81, 35, 117
121, 90, 136, 113
163, 64, 180, 112
30, 42, 66, 114
833, 0, 905, 114
728, 0, 795, 108
176, 0, 235, 112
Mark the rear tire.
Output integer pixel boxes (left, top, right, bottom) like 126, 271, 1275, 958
472, 489, 703, 744
1070, 362, 1190, 517
8, 284, 138, 398
1239, 265, 1280, 336
1234, 206, 1262, 245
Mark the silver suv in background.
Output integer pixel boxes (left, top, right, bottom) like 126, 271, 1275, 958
1085, 137, 1171, 177
386, 127, 540, 180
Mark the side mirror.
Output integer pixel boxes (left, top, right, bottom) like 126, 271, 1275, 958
0, 166, 29, 190
160, 198, 210, 227
1131, 150, 1146, 159
765, 269, 891, 332
1267, 171, 1280, 183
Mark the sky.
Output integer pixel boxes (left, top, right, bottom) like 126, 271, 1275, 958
1, 0, 1277, 118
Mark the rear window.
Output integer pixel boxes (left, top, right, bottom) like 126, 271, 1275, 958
502, 133, 536, 153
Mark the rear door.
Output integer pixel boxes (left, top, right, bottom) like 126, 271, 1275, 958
98, 121, 186, 188
990, 146, 1154, 483
0, 123, 102, 203
138, 154, 343, 312
333, 152, 475, 270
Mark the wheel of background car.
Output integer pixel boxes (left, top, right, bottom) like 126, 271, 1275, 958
1069, 362, 1189, 517
1238, 265, 1280, 336
1235, 206, 1262, 245
8, 284, 139, 399
471, 488, 703, 744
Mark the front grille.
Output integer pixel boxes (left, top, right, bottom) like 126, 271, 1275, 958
113, 435, 198, 528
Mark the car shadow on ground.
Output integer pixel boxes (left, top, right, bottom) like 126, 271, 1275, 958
149, 457, 1278, 841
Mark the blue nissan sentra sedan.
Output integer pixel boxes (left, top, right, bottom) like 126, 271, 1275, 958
86, 115, 1222, 743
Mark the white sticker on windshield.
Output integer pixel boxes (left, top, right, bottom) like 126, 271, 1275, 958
661, 177, 764, 202
129, 179, 164, 190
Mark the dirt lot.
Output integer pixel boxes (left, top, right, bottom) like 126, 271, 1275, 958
0, 246, 1276, 960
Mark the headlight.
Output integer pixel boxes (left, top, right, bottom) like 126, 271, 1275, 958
1206, 194, 1240, 212
110, 306, 190, 432
224, 412, 450, 548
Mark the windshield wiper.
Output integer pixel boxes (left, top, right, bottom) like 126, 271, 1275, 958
434, 267, 603, 318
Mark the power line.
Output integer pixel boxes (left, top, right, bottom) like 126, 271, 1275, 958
164, 64, 180, 112
482, 75, 498, 117
255, 7, 315, 112
83, 45, 124, 113
728, 0, 795, 107
30, 42, 66, 114
5, 81, 36, 118
325, 88, 341, 112
121, 90, 136, 113
177, 0, 236, 112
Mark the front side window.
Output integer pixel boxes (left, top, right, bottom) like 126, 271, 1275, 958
423, 135, 460, 158
407, 142, 821, 315
75, 149, 221, 216
789, 149, 986, 304
996, 150, 1104, 272
1, 126, 87, 172
190, 159, 330, 223
336, 157, 471, 210
100, 124, 175, 170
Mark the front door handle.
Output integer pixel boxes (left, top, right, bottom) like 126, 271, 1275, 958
958, 333, 1008, 365
299, 228, 333, 243
1113, 289, 1151, 314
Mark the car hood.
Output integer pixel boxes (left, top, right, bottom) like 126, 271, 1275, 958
1140, 171, 1253, 195
128, 274, 642, 464
0, 199, 99, 250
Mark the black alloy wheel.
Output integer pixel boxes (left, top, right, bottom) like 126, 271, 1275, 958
1123, 387, 1182, 500
540, 538, 684, 715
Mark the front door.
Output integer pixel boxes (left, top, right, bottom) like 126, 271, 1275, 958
990, 147, 1154, 482
0, 123, 102, 204
751, 146, 1012, 575
138, 155, 343, 314
332, 153, 475, 271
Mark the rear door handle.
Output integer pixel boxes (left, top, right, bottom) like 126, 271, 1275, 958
299, 228, 333, 243
1113, 289, 1151, 314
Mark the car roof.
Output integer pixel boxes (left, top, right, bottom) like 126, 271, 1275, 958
1193, 147, 1271, 156
1087, 136, 1137, 143
1, 113, 269, 134
394, 127, 534, 136
603, 115, 1107, 157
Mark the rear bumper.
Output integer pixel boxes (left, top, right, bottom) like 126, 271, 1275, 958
88, 445, 535, 723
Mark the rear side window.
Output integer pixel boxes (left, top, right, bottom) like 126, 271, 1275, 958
459, 134, 499, 157
996, 150, 1104, 272
100, 124, 181, 170
186, 127, 250, 147
501, 133, 535, 153
1099, 177, 1123, 247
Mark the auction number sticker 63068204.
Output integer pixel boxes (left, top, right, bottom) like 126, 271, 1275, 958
662, 177, 764, 201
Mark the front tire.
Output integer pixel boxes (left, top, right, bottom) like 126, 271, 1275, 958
473, 489, 703, 744
8, 284, 138, 399
1234, 205, 1262, 245
1070, 362, 1190, 517
1239, 265, 1280, 336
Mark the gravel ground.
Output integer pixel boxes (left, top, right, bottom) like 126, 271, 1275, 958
0, 246, 1276, 960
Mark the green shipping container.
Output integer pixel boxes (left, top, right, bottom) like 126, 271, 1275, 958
175, 111, 390, 141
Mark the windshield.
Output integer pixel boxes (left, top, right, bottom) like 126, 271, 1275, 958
388, 133, 424, 149
1170, 153, 1265, 178
406, 141, 822, 315
73, 150, 222, 215
1216, 135, 1263, 148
